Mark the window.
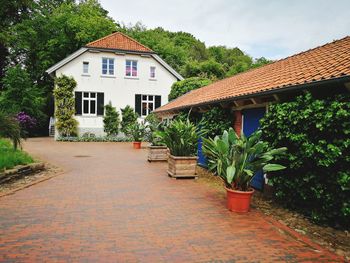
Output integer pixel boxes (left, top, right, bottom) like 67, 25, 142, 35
102, 58, 114, 75
135, 94, 161, 117
83, 62, 89, 74
126, 60, 138, 77
82, 92, 97, 115
75, 92, 104, 116
150, 66, 156, 79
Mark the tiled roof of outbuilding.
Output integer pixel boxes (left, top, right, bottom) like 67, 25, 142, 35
155, 36, 350, 113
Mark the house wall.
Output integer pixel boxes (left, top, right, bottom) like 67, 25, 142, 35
55, 50, 178, 136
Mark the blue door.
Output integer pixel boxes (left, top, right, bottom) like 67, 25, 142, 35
242, 107, 266, 190
197, 137, 208, 168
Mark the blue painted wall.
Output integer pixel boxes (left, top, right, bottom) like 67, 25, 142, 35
242, 107, 266, 190
197, 137, 208, 167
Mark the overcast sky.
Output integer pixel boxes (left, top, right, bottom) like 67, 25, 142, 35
100, 0, 350, 60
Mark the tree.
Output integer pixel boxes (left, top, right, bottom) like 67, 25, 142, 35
120, 105, 138, 134
103, 102, 120, 136
0, 111, 21, 149
168, 77, 212, 101
252, 57, 271, 68
0, 65, 45, 122
53, 75, 78, 137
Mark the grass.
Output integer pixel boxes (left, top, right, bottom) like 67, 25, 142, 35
0, 138, 33, 171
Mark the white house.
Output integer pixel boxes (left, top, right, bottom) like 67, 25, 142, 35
46, 32, 183, 137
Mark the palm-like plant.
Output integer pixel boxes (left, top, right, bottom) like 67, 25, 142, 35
0, 112, 22, 149
154, 119, 199, 156
203, 128, 286, 191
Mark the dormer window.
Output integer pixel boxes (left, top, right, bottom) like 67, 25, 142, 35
126, 60, 138, 77
102, 58, 114, 75
83, 62, 89, 74
150, 66, 156, 79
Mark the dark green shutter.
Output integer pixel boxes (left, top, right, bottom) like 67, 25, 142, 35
97, 93, 104, 116
155, 95, 161, 109
75, 92, 82, 115
135, 94, 141, 116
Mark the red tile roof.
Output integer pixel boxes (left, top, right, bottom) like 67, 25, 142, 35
155, 36, 350, 113
86, 32, 153, 53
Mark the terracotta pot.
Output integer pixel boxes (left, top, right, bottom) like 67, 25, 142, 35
133, 141, 141, 149
225, 187, 254, 213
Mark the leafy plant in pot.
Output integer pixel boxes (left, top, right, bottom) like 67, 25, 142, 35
155, 119, 201, 178
147, 119, 168, 162
128, 123, 146, 149
203, 128, 287, 212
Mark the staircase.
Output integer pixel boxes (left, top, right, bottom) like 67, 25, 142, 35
49, 117, 55, 137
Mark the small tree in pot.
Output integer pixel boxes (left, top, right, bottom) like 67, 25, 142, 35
155, 119, 201, 178
128, 122, 146, 149
203, 128, 286, 212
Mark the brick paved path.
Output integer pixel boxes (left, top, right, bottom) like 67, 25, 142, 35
0, 138, 342, 262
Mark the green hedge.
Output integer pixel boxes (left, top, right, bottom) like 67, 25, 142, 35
176, 106, 232, 139
57, 136, 132, 142
260, 92, 350, 228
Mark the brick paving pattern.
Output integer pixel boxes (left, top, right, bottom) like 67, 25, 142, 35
0, 138, 343, 262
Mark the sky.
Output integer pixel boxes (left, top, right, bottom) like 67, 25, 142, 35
100, 0, 350, 60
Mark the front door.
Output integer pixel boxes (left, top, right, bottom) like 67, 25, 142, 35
242, 107, 266, 190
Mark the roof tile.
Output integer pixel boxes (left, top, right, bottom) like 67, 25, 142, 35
156, 36, 350, 113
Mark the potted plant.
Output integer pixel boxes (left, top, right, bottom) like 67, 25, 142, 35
148, 129, 169, 162
155, 119, 200, 178
144, 114, 168, 162
128, 123, 145, 149
203, 128, 286, 212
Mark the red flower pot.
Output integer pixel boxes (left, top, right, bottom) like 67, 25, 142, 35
225, 187, 254, 213
133, 141, 141, 149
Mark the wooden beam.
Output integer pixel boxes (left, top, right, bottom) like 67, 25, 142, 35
273, 94, 280, 101
251, 98, 258, 104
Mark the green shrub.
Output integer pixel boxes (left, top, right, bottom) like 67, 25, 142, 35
103, 102, 120, 136
175, 106, 232, 139
260, 92, 350, 228
53, 75, 78, 137
0, 139, 33, 170
120, 105, 138, 134
57, 136, 131, 142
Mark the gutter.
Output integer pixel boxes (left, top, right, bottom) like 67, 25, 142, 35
155, 75, 350, 114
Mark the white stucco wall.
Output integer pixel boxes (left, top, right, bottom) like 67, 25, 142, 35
55, 50, 178, 136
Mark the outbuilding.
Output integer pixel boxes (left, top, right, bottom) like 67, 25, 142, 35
154, 36, 350, 189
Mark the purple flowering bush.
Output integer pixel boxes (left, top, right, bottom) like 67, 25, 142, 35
16, 112, 37, 137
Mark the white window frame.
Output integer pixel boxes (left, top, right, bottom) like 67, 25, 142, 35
150, 66, 156, 79
83, 61, 89, 74
125, 60, 138, 77
82, 92, 97, 116
102, 58, 114, 75
141, 95, 155, 117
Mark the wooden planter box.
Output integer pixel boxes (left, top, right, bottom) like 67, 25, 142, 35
167, 155, 198, 179
148, 145, 168, 162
